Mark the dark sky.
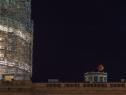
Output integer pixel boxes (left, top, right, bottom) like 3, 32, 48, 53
32, 0, 126, 82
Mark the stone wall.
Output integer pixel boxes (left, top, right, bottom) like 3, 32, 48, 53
0, 81, 126, 95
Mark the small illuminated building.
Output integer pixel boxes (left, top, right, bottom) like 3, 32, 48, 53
84, 72, 107, 83
84, 64, 107, 83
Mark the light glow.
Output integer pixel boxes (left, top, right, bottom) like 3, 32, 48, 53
0, 24, 30, 42
0, 37, 4, 41
0, 59, 30, 72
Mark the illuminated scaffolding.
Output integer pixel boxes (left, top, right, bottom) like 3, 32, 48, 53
0, 0, 33, 80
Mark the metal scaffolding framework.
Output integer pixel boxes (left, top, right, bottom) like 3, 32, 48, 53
0, 0, 33, 80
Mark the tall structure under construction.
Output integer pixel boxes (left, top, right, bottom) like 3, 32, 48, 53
0, 0, 33, 80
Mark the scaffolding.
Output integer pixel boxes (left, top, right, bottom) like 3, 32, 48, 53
0, 0, 33, 80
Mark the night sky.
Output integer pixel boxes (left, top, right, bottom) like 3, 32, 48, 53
32, 0, 126, 82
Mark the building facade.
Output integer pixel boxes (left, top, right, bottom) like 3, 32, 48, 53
0, 0, 33, 80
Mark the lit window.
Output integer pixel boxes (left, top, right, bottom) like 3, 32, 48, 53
0, 43, 5, 49
3, 75, 14, 81
0, 37, 4, 41
0, 46, 4, 49
0, 53, 4, 57
0, 69, 5, 74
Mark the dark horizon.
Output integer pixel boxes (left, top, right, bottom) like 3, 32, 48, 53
32, 0, 126, 82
